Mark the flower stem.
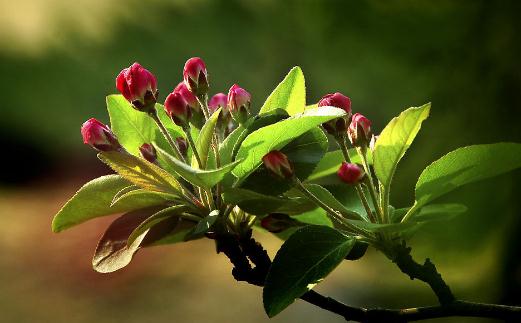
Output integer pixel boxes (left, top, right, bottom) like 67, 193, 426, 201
148, 110, 186, 163
358, 146, 387, 223
183, 125, 203, 168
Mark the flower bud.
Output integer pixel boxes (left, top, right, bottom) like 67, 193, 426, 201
262, 150, 294, 180
209, 92, 227, 112
139, 143, 157, 163
227, 84, 251, 125
174, 82, 198, 110
348, 113, 372, 147
175, 137, 188, 158
318, 92, 352, 136
183, 57, 209, 96
260, 213, 298, 233
116, 62, 158, 113
81, 118, 121, 151
164, 91, 192, 127
337, 162, 365, 184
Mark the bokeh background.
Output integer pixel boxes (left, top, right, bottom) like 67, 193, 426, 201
1, 0, 520, 322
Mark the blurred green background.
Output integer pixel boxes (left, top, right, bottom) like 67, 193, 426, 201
1, 0, 520, 322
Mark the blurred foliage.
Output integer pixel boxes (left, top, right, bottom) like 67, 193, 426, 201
0, 0, 520, 321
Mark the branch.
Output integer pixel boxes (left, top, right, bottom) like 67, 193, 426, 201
214, 233, 521, 322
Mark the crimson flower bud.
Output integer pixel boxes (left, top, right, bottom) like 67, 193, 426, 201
209, 93, 227, 112
260, 213, 298, 233
337, 162, 365, 184
183, 57, 209, 96
139, 143, 157, 163
348, 113, 372, 147
81, 118, 121, 151
164, 92, 192, 127
227, 84, 251, 125
318, 92, 352, 136
116, 62, 158, 113
174, 82, 198, 109
262, 150, 294, 180
175, 137, 188, 158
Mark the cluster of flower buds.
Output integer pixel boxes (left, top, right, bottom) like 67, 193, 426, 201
81, 118, 121, 152
116, 63, 158, 113
139, 143, 157, 163
209, 92, 234, 137
227, 84, 251, 125
318, 92, 352, 136
337, 162, 365, 184
262, 150, 294, 180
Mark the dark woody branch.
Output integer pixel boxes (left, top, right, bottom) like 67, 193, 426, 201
214, 232, 521, 322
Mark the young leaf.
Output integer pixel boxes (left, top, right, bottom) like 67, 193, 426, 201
111, 188, 178, 208
93, 207, 162, 273
239, 128, 327, 196
156, 146, 241, 189
52, 175, 157, 233
263, 225, 354, 317
233, 106, 346, 179
373, 104, 430, 190
192, 108, 221, 168
189, 210, 219, 237
98, 151, 182, 195
222, 188, 314, 215
411, 143, 521, 212
127, 205, 188, 246
259, 66, 306, 116
301, 184, 363, 220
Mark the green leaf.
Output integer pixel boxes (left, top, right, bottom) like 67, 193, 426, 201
156, 146, 241, 189
263, 225, 354, 317
222, 188, 314, 215
192, 108, 221, 168
233, 106, 345, 179
239, 128, 328, 195
111, 188, 177, 208
411, 143, 521, 212
373, 104, 431, 190
307, 149, 371, 182
414, 203, 468, 222
106, 95, 183, 156
190, 210, 219, 236
259, 66, 305, 116
52, 175, 165, 233
301, 184, 363, 220
346, 219, 419, 234
147, 219, 198, 246
127, 205, 188, 246
98, 151, 182, 195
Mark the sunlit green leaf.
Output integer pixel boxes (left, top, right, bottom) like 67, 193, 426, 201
192, 108, 221, 168
259, 66, 305, 116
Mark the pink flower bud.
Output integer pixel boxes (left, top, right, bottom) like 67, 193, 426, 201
183, 57, 209, 96
262, 150, 294, 180
139, 143, 157, 163
318, 92, 352, 115
348, 113, 372, 147
116, 62, 158, 112
81, 118, 121, 151
164, 92, 192, 127
227, 84, 251, 124
260, 213, 298, 233
174, 82, 198, 110
318, 92, 352, 136
175, 137, 188, 157
337, 162, 365, 184
208, 93, 227, 112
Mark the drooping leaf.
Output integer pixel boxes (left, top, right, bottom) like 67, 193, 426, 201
222, 188, 314, 215
147, 219, 198, 246
263, 225, 354, 317
92, 207, 163, 273
239, 128, 328, 195
98, 151, 182, 195
52, 175, 162, 233
373, 103, 430, 191
259, 66, 306, 116
414, 143, 521, 209
127, 205, 188, 246
192, 108, 221, 168
233, 106, 345, 179
156, 146, 241, 189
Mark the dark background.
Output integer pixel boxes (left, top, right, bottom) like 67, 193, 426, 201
0, 0, 520, 322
